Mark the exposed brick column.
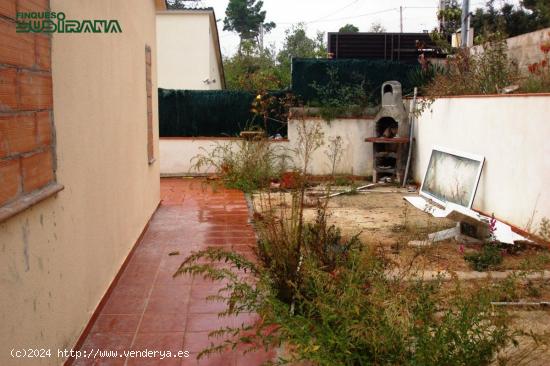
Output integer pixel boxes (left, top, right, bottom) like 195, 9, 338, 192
0, 0, 56, 209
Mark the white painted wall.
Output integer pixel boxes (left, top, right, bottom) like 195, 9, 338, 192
413, 95, 550, 233
160, 138, 290, 176
287, 118, 376, 176
0, 1, 160, 363
160, 117, 376, 177
471, 27, 550, 72
156, 11, 222, 90
209, 25, 222, 88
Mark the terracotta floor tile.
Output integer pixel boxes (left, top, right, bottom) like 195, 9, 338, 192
131, 332, 185, 349
138, 311, 188, 333
145, 294, 190, 314
79, 332, 135, 352
149, 284, 192, 299
234, 349, 275, 366
187, 298, 228, 314
72, 357, 126, 366
201, 237, 227, 246
90, 314, 141, 334
155, 269, 194, 287
183, 352, 235, 366
182, 331, 232, 355
70, 179, 264, 366
159, 254, 192, 272
116, 268, 158, 288
190, 284, 227, 301
231, 313, 260, 329
102, 286, 150, 315
128, 332, 186, 365
226, 238, 257, 246
186, 313, 235, 333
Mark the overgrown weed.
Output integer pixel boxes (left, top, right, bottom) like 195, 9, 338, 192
178, 114, 537, 366
190, 131, 289, 192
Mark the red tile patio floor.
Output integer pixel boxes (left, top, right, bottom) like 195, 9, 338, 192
71, 178, 274, 366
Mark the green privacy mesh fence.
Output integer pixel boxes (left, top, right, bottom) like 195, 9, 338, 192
291, 58, 419, 104
158, 89, 288, 137
159, 60, 419, 137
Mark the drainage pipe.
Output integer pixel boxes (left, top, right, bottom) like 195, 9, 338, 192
402, 87, 417, 187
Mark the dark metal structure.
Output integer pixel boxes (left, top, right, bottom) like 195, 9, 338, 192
328, 32, 443, 63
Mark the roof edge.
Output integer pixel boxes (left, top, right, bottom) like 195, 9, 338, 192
157, 7, 215, 14
208, 9, 226, 89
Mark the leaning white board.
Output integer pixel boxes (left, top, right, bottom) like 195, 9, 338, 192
404, 146, 527, 244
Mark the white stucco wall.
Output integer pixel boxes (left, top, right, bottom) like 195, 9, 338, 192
0, 1, 160, 364
287, 117, 375, 176
472, 27, 550, 72
156, 11, 222, 90
209, 25, 222, 88
412, 95, 550, 233
160, 138, 289, 176
160, 117, 376, 177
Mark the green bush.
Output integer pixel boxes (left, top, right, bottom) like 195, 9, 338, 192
190, 135, 289, 192
176, 236, 512, 365
292, 58, 419, 105
309, 65, 369, 122
179, 120, 514, 365
423, 39, 518, 97
464, 243, 503, 271
177, 199, 514, 365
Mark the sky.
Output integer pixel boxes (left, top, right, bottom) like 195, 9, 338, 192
200, 0, 522, 57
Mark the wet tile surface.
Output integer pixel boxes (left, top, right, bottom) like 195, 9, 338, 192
71, 179, 274, 365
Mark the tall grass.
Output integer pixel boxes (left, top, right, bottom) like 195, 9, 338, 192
178, 118, 520, 365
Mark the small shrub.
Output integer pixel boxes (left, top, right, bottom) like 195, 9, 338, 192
464, 243, 503, 271
407, 63, 446, 89
333, 176, 351, 186
423, 37, 518, 97
538, 217, 550, 241
182, 118, 515, 365
310, 65, 369, 122
190, 132, 289, 192
519, 38, 550, 93
177, 241, 514, 365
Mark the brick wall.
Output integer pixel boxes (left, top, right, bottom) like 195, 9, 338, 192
0, 0, 55, 207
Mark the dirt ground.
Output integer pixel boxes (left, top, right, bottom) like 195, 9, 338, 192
299, 184, 550, 273
251, 183, 550, 364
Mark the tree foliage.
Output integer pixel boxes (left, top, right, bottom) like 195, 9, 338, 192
276, 24, 327, 86
437, 0, 462, 37
223, 41, 284, 91
165, 0, 202, 9
339, 23, 359, 33
224, 24, 327, 91
223, 0, 275, 49
471, 0, 550, 40
369, 22, 386, 33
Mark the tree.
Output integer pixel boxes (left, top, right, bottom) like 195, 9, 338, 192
471, 0, 550, 40
224, 41, 284, 91
276, 24, 327, 86
368, 22, 386, 33
224, 23, 328, 91
166, 0, 202, 9
339, 24, 359, 33
223, 0, 276, 51
523, 0, 550, 24
277, 24, 326, 62
437, 0, 461, 37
